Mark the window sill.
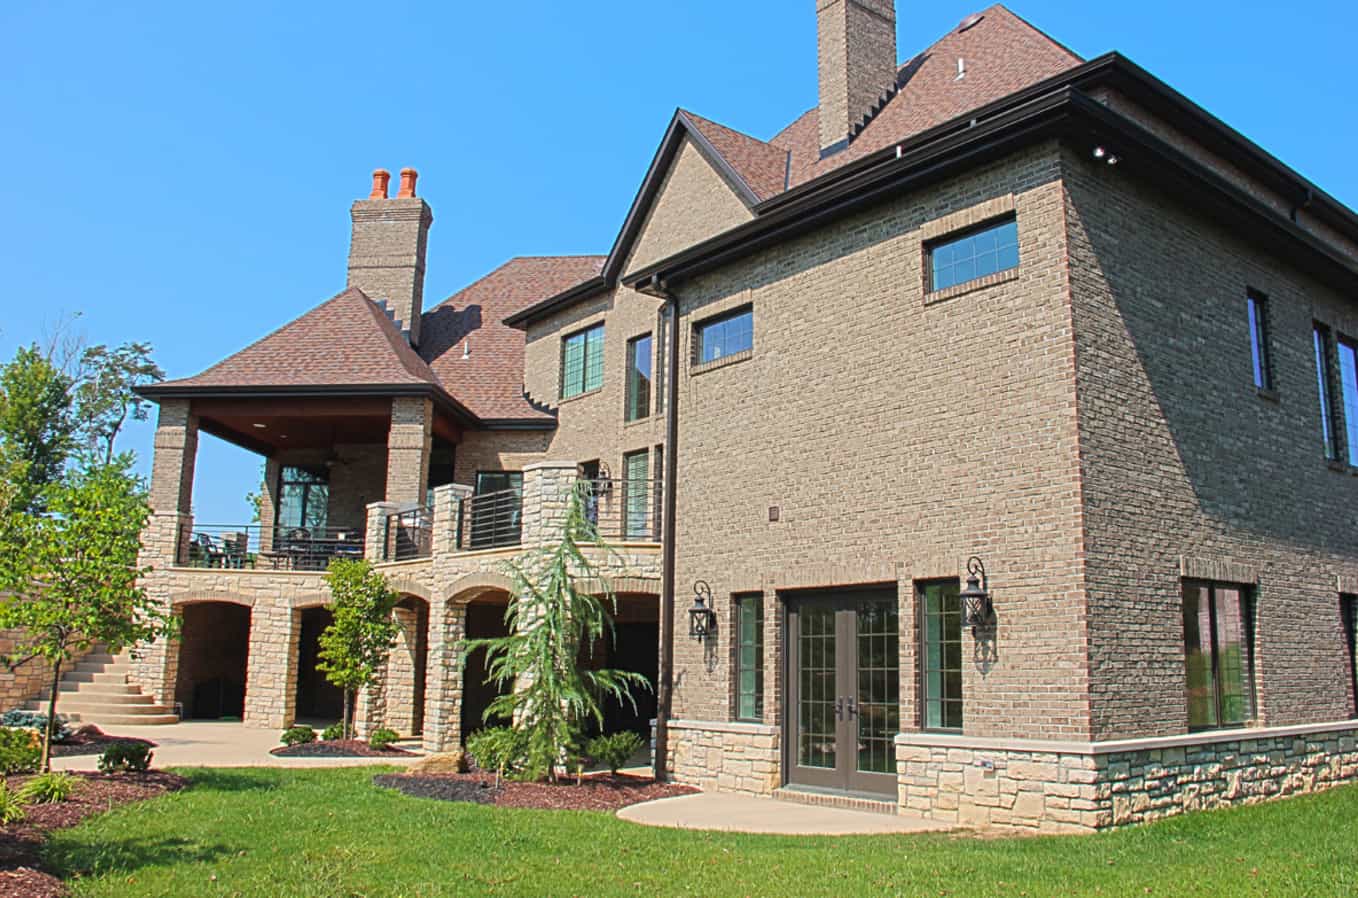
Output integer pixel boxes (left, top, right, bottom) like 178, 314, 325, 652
623, 414, 654, 428
924, 267, 1019, 305
558, 387, 603, 406
691, 349, 752, 376
1255, 386, 1279, 403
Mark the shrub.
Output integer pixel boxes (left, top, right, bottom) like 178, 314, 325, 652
0, 711, 72, 744
97, 741, 152, 773
0, 781, 25, 825
321, 722, 345, 742
19, 771, 77, 804
368, 728, 399, 751
0, 727, 41, 775
279, 726, 317, 747
465, 727, 525, 778
587, 731, 645, 775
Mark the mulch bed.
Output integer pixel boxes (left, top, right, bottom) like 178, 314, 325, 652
271, 739, 415, 758
0, 770, 186, 898
49, 726, 156, 759
374, 770, 697, 811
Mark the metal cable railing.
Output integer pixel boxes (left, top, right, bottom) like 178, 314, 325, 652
455, 488, 523, 550
180, 523, 365, 571
577, 477, 663, 542
385, 506, 433, 561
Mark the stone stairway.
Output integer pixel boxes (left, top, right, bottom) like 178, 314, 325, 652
24, 648, 178, 726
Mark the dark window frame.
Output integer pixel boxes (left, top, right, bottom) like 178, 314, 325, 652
621, 449, 651, 541
926, 215, 1020, 293
625, 332, 653, 422
1338, 334, 1358, 467
1247, 290, 1274, 392
693, 305, 754, 366
276, 465, 329, 535
733, 593, 764, 722
918, 579, 963, 733
1181, 579, 1258, 732
1314, 323, 1342, 461
1343, 595, 1358, 717
560, 322, 605, 400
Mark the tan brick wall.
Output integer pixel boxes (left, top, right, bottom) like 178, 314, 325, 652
386, 397, 432, 507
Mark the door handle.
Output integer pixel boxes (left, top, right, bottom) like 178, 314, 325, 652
835, 697, 845, 721
845, 696, 858, 719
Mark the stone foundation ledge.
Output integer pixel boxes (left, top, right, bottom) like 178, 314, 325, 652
666, 719, 780, 797
895, 721, 1358, 832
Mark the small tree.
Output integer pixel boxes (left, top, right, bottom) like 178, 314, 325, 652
0, 457, 175, 771
316, 560, 400, 739
0, 345, 75, 514
72, 342, 164, 465
467, 483, 650, 783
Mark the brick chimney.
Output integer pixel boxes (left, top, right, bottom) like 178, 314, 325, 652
347, 168, 433, 346
817, 0, 898, 155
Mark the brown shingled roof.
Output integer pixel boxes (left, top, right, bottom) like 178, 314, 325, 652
680, 110, 789, 202
420, 256, 605, 421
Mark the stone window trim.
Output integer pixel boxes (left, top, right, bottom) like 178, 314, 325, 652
924, 267, 1020, 306
691, 304, 754, 371
919, 193, 1019, 303
1179, 556, 1257, 584
691, 348, 753, 376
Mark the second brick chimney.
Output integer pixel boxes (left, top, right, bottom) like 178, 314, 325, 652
817, 0, 898, 155
347, 168, 433, 346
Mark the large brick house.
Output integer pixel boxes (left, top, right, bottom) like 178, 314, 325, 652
115, 2, 1358, 830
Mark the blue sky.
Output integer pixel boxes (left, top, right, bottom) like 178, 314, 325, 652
2, 1, 1355, 523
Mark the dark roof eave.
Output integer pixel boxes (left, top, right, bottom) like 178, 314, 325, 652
477, 417, 559, 431
136, 382, 481, 428
502, 275, 609, 328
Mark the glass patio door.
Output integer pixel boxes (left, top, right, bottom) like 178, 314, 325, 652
786, 589, 899, 796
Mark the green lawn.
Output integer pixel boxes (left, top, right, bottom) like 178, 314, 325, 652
44, 768, 1358, 898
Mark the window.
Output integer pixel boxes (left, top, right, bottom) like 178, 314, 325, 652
1343, 596, 1357, 716
625, 334, 652, 421
928, 217, 1019, 292
1182, 581, 1256, 730
920, 580, 963, 731
734, 594, 763, 721
1339, 338, 1358, 466
561, 323, 604, 399
1247, 291, 1273, 391
622, 450, 650, 540
694, 306, 753, 365
1315, 324, 1341, 460
277, 466, 329, 536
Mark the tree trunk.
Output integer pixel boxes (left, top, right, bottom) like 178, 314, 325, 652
41, 657, 62, 773
342, 689, 352, 740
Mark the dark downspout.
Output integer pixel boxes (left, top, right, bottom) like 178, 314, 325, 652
649, 273, 679, 782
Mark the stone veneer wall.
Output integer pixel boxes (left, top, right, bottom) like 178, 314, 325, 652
896, 723, 1358, 832
665, 720, 781, 796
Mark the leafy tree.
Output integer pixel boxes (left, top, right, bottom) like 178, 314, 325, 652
0, 457, 176, 771
317, 560, 400, 739
72, 342, 164, 465
467, 484, 650, 783
0, 346, 75, 513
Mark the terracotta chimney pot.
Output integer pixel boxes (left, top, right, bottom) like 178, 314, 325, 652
397, 167, 418, 198
369, 169, 391, 200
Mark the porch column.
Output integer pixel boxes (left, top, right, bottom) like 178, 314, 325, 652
258, 456, 281, 553
147, 399, 199, 565
243, 602, 300, 728
383, 604, 422, 736
365, 501, 399, 562
431, 482, 471, 559
385, 397, 432, 508
520, 460, 579, 547
422, 599, 467, 752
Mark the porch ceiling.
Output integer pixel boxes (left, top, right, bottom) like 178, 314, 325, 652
193, 397, 460, 453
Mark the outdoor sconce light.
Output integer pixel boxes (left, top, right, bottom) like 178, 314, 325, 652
689, 580, 717, 641
959, 556, 993, 634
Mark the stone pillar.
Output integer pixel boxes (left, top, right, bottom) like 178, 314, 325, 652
365, 501, 399, 562
432, 483, 472, 558
354, 674, 386, 738
147, 400, 198, 564
243, 602, 300, 728
132, 510, 192, 707
520, 461, 579, 547
258, 457, 281, 553
385, 397, 432, 508
383, 604, 421, 736
422, 600, 467, 752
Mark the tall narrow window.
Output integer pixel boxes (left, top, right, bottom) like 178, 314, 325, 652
622, 450, 650, 540
1315, 324, 1341, 460
1247, 291, 1273, 391
1182, 580, 1256, 730
277, 466, 329, 536
561, 323, 605, 399
734, 594, 763, 722
625, 333, 652, 421
1339, 338, 1358, 466
1343, 596, 1358, 716
694, 306, 753, 365
920, 580, 963, 731
928, 217, 1020, 292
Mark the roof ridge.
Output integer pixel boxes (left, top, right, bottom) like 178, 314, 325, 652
355, 292, 445, 387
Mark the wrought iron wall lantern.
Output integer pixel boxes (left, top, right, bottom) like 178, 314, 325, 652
689, 580, 717, 641
959, 556, 994, 634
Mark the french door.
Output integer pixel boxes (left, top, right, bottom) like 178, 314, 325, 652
785, 589, 899, 796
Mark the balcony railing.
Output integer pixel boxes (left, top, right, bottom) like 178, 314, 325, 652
455, 488, 523, 551
578, 477, 663, 542
180, 524, 365, 571
385, 506, 433, 562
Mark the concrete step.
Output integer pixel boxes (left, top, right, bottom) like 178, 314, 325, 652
78, 653, 117, 666
52, 682, 140, 696
32, 699, 173, 717
73, 661, 130, 675
56, 692, 159, 707
67, 711, 178, 726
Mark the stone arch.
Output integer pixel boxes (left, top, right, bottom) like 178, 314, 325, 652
171, 592, 255, 609
384, 593, 431, 737
175, 600, 251, 720
447, 571, 515, 605
387, 575, 431, 601
575, 575, 661, 597
285, 593, 333, 610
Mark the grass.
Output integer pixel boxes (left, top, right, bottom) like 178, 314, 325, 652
44, 767, 1358, 898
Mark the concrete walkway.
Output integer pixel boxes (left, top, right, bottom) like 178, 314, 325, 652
52, 721, 424, 771
617, 792, 952, 836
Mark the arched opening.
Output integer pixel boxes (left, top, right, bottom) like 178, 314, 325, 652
385, 595, 429, 736
460, 591, 512, 742
295, 606, 344, 724
589, 593, 659, 739
176, 602, 250, 720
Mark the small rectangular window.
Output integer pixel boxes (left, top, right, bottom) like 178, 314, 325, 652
919, 580, 963, 732
1182, 580, 1256, 730
694, 306, 753, 365
622, 450, 650, 540
1247, 292, 1273, 391
625, 334, 652, 421
560, 323, 605, 399
1343, 596, 1357, 716
734, 594, 764, 722
1315, 324, 1341, 460
1339, 338, 1358, 467
928, 217, 1020, 292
